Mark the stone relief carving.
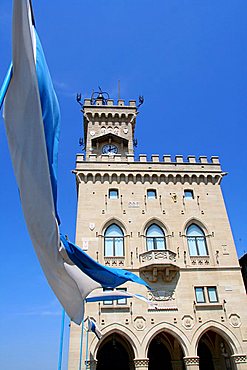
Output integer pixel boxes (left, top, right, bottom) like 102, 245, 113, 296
229, 313, 241, 328
182, 315, 194, 330
148, 289, 175, 302
134, 316, 146, 331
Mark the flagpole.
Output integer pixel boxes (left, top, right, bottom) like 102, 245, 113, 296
58, 308, 65, 370
78, 318, 85, 370
85, 325, 89, 370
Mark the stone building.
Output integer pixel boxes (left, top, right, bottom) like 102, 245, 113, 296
68, 94, 247, 370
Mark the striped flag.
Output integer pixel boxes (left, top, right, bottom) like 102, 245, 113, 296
1, 0, 148, 325
87, 317, 102, 340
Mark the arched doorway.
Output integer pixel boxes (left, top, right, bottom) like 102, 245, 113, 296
197, 330, 234, 370
148, 332, 185, 370
96, 333, 134, 370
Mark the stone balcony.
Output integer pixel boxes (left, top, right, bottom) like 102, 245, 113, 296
139, 249, 180, 283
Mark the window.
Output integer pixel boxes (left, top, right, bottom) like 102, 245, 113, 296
207, 287, 218, 303
109, 189, 119, 199
104, 224, 124, 256
103, 288, 127, 305
146, 224, 166, 251
184, 189, 194, 199
195, 287, 206, 303
147, 189, 157, 199
195, 287, 218, 304
116, 288, 127, 305
186, 224, 208, 256
103, 288, 114, 305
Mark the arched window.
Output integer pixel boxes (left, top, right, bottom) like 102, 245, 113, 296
186, 224, 208, 256
104, 224, 124, 257
146, 224, 166, 251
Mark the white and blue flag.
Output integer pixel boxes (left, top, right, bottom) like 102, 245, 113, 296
87, 317, 102, 340
1, 0, 148, 325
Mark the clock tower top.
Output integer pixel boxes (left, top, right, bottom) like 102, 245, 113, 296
79, 91, 139, 160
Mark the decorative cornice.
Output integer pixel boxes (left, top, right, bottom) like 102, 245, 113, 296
134, 359, 149, 366
231, 354, 247, 364
183, 356, 200, 365
77, 171, 222, 185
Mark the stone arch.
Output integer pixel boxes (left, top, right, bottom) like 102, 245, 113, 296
160, 174, 166, 184
199, 174, 205, 184
103, 173, 110, 183
120, 173, 126, 183
95, 173, 102, 183
142, 322, 190, 358
91, 324, 139, 360
111, 173, 118, 183
175, 174, 182, 184
136, 174, 143, 183
141, 217, 170, 237
191, 174, 198, 184
192, 321, 243, 355
101, 217, 127, 236
183, 175, 190, 184
167, 174, 174, 184
207, 174, 213, 184
128, 174, 134, 183
144, 174, 150, 183
86, 173, 94, 183
151, 174, 159, 184
183, 217, 210, 236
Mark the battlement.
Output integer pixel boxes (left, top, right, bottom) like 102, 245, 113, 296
75, 154, 224, 185
76, 153, 220, 165
83, 98, 136, 108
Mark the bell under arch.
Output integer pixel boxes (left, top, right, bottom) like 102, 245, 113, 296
96, 333, 134, 370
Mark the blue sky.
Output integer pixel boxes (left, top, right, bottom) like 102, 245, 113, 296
1, 1, 247, 369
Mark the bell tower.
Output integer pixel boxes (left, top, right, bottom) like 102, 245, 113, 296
81, 90, 138, 160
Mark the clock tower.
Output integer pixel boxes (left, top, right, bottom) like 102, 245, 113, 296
82, 91, 138, 160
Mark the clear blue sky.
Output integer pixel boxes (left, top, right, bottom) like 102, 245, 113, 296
0, 1, 247, 369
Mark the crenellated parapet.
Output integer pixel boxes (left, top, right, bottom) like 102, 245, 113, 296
76, 153, 221, 165
74, 153, 225, 185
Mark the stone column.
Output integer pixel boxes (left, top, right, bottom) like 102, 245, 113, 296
134, 358, 149, 370
231, 354, 247, 370
183, 356, 200, 370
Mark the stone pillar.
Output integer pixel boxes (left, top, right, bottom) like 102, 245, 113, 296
134, 358, 149, 370
171, 359, 184, 370
183, 356, 200, 370
231, 354, 247, 370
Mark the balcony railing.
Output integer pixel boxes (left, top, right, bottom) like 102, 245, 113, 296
139, 249, 179, 282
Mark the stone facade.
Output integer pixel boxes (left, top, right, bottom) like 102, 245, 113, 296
68, 97, 247, 370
